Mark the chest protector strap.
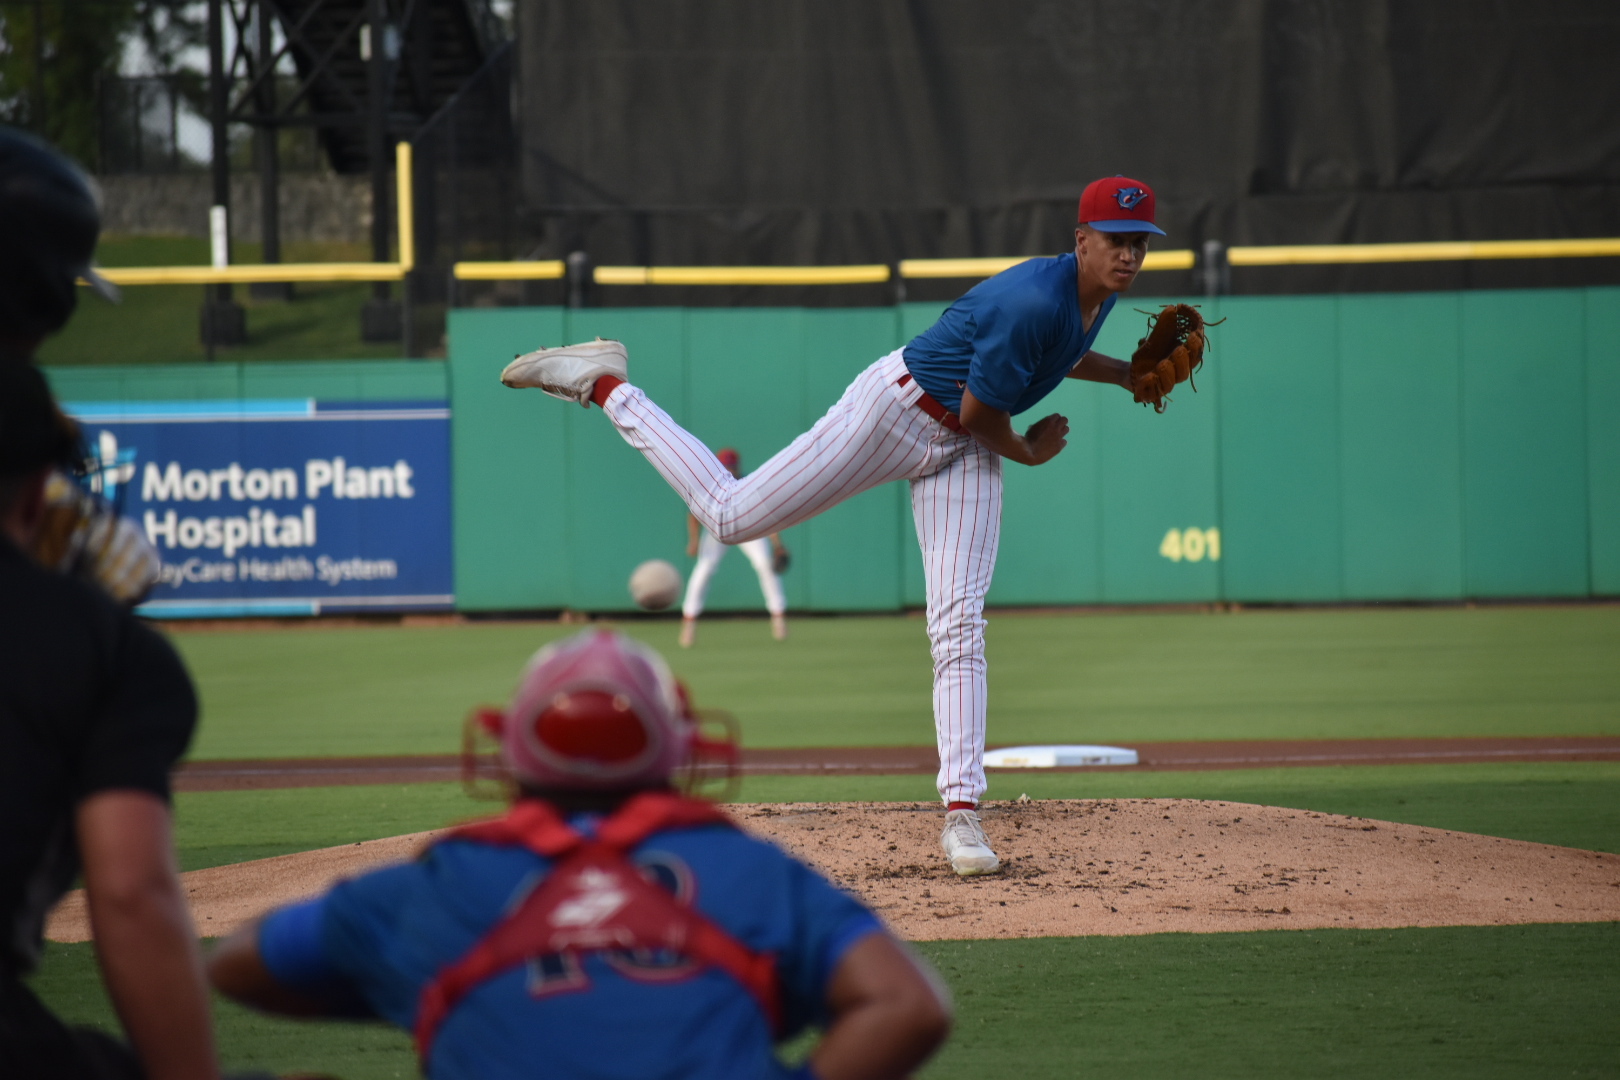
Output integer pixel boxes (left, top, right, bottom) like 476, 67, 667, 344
413, 792, 783, 1061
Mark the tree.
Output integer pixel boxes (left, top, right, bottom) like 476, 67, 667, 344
0, 0, 203, 169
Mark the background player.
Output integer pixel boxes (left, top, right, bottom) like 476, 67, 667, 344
208, 629, 952, 1080
680, 447, 791, 647
502, 176, 1164, 877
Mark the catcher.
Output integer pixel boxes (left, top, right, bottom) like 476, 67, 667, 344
208, 630, 952, 1080
679, 447, 791, 647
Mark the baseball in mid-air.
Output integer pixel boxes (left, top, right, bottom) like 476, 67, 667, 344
629, 559, 683, 610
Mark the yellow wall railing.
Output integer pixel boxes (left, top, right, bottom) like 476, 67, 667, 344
898, 250, 1195, 279
453, 260, 566, 281
451, 236, 1619, 285
593, 264, 893, 286
1226, 237, 1620, 266
85, 143, 416, 287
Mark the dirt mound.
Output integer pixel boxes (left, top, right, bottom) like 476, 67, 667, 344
47, 799, 1620, 944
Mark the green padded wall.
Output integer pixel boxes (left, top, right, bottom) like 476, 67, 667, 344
446, 308, 569, 610
1219, 296, 1344, 602
1460, 291, 1590, 597
1590, 288, 1620, 595
561, 309, 692, 612
1336, 294, 1465, 600
1094, 305, 1222, 603
445, 289, 1619, 611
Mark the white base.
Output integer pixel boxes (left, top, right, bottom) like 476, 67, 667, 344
984, 744, 1139, 768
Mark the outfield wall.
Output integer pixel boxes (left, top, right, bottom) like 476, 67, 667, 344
446, 288, 1620, 612
43, 286, 1620, 613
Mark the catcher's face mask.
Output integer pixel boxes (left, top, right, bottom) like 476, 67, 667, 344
462, 630, 741, 800
500, 630, 690, 790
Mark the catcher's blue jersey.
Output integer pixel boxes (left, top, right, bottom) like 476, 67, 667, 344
903, 251, 1117, 416
256, 816, 881, 1080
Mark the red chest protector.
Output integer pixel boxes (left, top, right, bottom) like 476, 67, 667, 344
413, 792, 784, 1061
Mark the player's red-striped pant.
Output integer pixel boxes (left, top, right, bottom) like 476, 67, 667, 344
602, 349, 1001, 805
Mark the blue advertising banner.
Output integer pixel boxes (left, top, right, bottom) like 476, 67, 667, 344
65, 399, 454, 618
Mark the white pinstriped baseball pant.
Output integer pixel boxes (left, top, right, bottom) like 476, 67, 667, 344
602, 348, 1001, 805
682, 531, 786, 618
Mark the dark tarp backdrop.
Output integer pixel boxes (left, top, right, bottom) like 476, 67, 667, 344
505, 0, 1620, 300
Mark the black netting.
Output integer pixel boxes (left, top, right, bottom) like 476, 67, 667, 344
408, 44, 533, 303
505, 0, 1620, 300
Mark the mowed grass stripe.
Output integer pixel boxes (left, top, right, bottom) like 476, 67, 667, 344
170, 762, 1620, 872
30, 924, 1620, 1079
173, 606, 1620, 761
913, 924, 1620, 1079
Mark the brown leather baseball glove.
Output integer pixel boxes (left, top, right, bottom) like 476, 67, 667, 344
1129, 303, 1222, 413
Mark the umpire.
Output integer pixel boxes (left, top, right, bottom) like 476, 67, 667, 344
0, 133, 221, 1079
0, 126, 159, 606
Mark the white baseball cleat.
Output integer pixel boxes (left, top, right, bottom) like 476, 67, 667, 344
941, 808, 1001, 876
500, 338, 628, 406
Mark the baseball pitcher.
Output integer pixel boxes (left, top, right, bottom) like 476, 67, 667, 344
501, 177, 1213, 876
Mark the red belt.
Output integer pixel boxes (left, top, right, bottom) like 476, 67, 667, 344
897, 373, 965, 434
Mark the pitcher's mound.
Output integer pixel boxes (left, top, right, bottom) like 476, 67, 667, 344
46, 799, 1620, 944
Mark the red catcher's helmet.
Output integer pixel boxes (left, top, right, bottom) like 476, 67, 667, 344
464, 629, 740, 798
489, 629, 689, 791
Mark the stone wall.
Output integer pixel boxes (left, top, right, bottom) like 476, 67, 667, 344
96, 173, 374, 245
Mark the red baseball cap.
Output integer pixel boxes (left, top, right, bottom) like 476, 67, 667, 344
1077, 176, 1165, 236
717, 447, 741, 470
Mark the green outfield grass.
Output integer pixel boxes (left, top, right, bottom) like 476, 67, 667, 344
39, 605, 1610, 1077
30, 923, 1620, 1079
171, 606, 1620, 761
170, 762, 1620, 872
37, 235, 422, 366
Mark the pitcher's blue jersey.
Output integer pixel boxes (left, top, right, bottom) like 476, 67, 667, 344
256, 818, 881, 1080
903, 252, 1117, 416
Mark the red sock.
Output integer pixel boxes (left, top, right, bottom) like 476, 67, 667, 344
946, 801, 976, 813
590, 375, 625, 408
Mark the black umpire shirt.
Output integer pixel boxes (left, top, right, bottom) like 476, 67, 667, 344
0, 537, 196, 976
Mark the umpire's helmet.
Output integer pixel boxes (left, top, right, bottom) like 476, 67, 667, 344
495, 630, 695, 791
0, 127, 117, 342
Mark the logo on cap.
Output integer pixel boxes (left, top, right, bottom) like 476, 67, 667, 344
1115, 187, 1148, 211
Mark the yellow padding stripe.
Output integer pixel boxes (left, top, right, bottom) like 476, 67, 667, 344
91, 263, 405, 285
453, 261, 568, 280
594, 265, 892, 286
900, 250, 1195, 278
1228, 238, 1620, 266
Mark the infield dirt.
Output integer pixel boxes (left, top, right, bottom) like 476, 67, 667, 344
47, 798, 1620, 943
